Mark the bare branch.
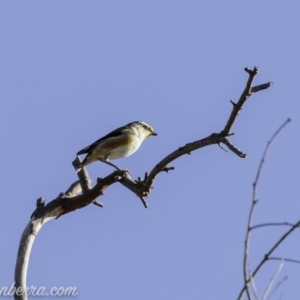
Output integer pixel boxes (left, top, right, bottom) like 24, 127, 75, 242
242, 196, 258, 300
14, 220, 43, 300
14, 172, 122, 299
251, 82, 273, 94
14, 67, 274, 300
119, 171, 149, 207
251, 222, 297, 230
238, 118, 291, 300
252, 220, 300, 278
30, 198, 45, 219
249, 276, 260, 300
222, 139, 246, 158
217, 142, 228, 153
72, 157, 91, 192
144, 134, 222, 189
262, 258, 284, 300
266, 276, 288, 300
93, 200, 104, 207
268, 257, 300, 264
128, 66, 271, 195
223, 66, 263, 136
162, 166, 175, 173
73, 157, 103, 207
253, 118, 291, 186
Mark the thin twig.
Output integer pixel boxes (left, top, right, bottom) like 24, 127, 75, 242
262, 258, 284, 300
266, 276, 288, 300
268, 257, 300, 264
249, 276, 260, 300
252, 220, 300, 279
253, 118, 291, 185
251, 222, 297, 230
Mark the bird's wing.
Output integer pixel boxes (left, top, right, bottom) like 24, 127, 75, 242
77, 125, 128, 155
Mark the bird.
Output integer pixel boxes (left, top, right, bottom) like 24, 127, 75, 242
77, 121, 157, 170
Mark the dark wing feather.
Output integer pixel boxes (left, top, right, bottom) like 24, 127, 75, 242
77, 125, 127, 155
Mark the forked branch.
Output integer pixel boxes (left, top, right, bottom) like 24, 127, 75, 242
237, 118, 292, 300
14, 66, 272, 300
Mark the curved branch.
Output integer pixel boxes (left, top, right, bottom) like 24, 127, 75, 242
14, 66, 273, 300
251, 222, 297, 230
262, 258, 284, 300
145, 134, 225, 187
142, 66, 271, 198
14, 220, 43, 300
268, 257, 300, 264
14, 173, 120, 300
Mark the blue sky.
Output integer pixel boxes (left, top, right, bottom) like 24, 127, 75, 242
1, 2, 300, 299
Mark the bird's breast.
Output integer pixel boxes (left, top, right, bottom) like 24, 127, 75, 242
106, 135, 142, 160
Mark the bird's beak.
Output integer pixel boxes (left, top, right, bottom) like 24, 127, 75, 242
151, 132, 158, 136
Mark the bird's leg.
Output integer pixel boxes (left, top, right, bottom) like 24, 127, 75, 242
100, 159, 122, 171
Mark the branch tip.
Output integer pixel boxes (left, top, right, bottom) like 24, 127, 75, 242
162, 166, 175, 173
31, 198, 46, 219
140, 197, 148, 208
244, 67, 250, 74
93, 200, 104, 208
218, 143, 228, 152
244, 66, 259, 75
251, 82, 274, 93
230, 100, 237, 107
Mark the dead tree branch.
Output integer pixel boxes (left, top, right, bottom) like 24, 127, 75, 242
265, 276, 288, 300
237, 118, 292, 300
268, 257, 300, 264
251, 222, 297, 230
14, 66, 272, 300
262, 258, 284, 300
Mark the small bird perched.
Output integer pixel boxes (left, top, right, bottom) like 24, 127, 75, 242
77, 121, 157, 170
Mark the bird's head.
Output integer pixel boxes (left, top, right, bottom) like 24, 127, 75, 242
128, 121, 157, 140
